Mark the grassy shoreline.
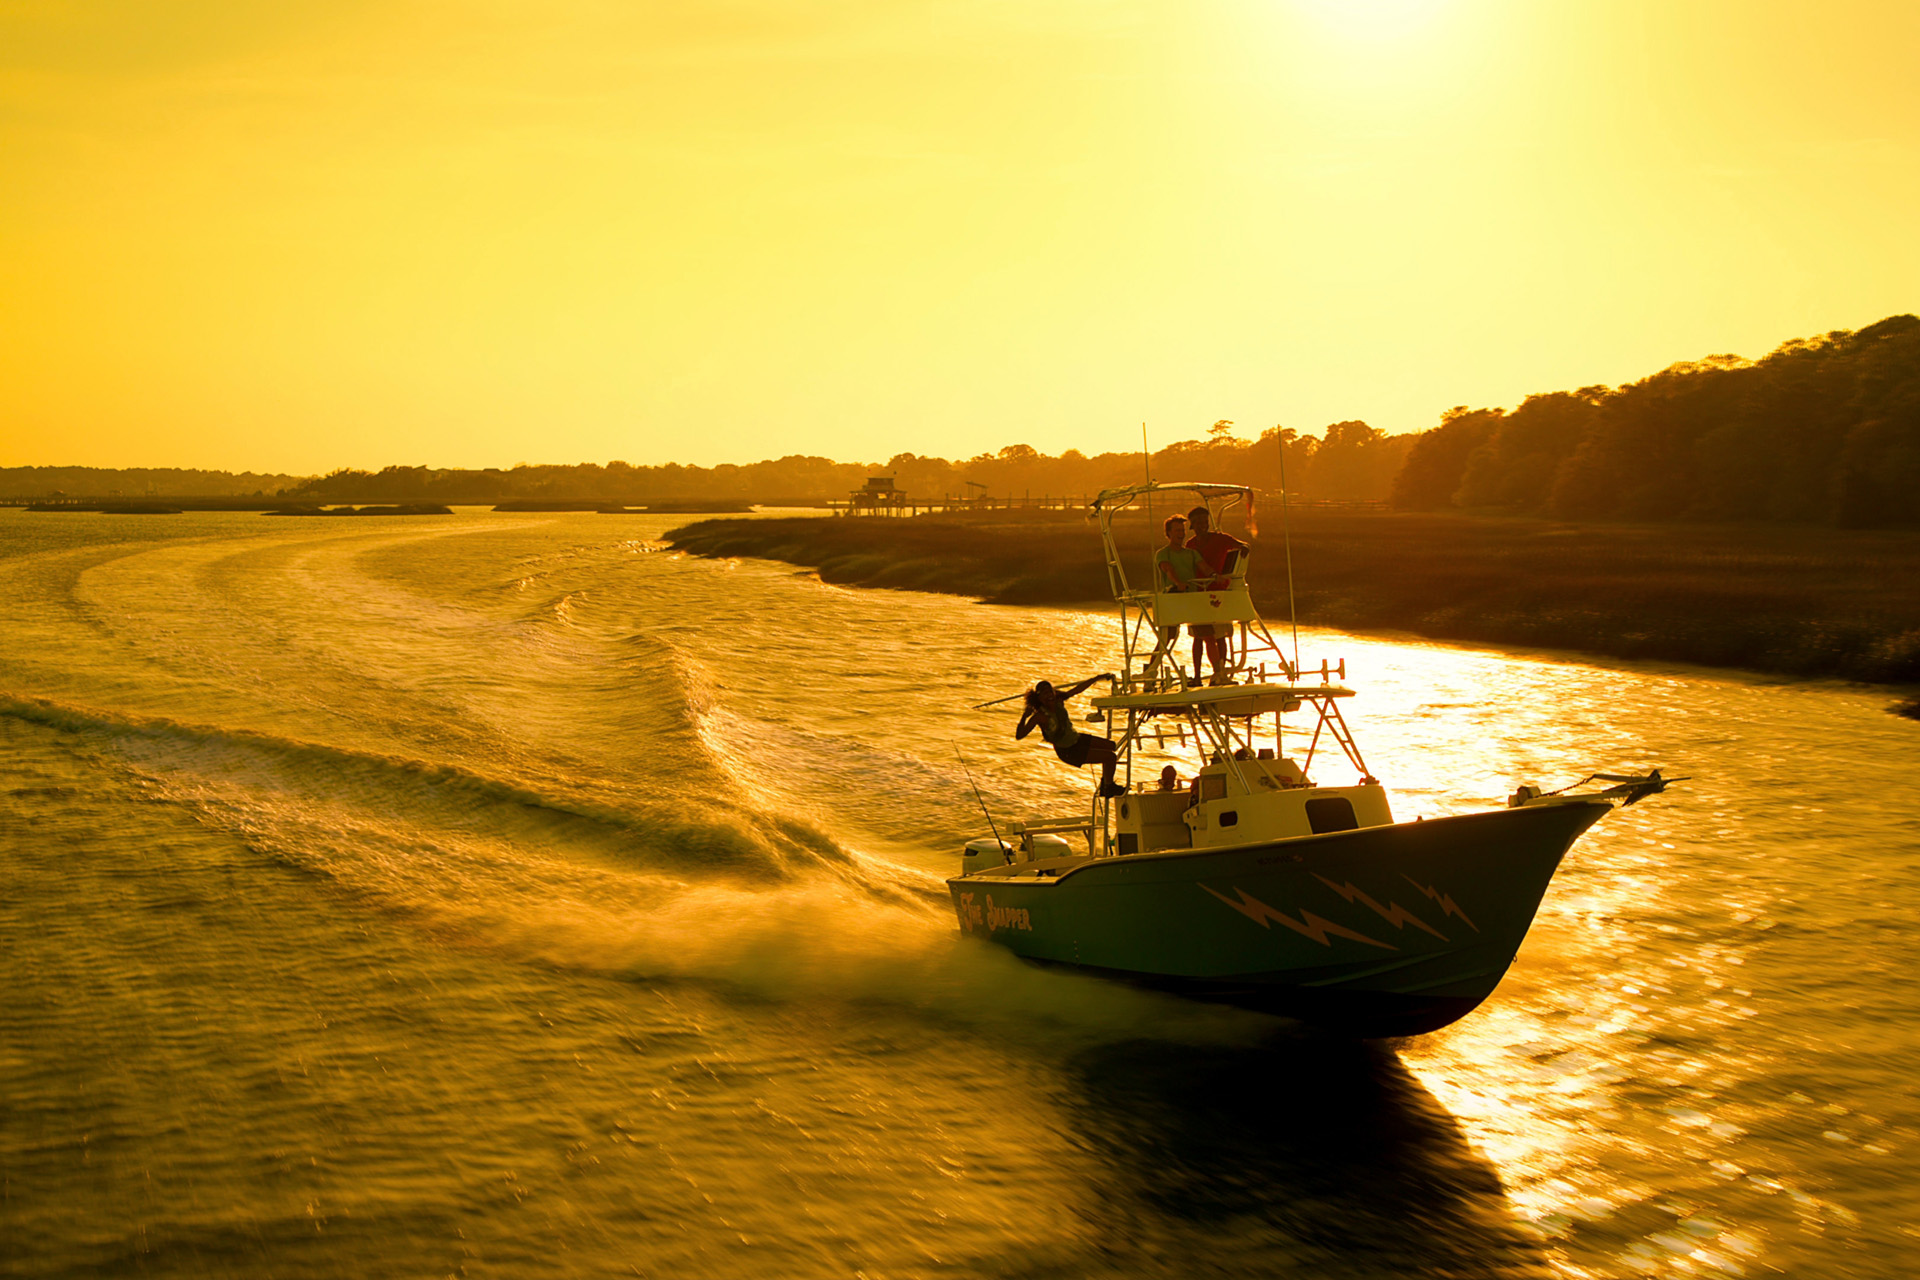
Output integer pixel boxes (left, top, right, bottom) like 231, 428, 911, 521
667, 512, 1920, 692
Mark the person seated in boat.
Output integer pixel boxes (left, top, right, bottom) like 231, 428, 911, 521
1158, 764, 1180, 791
1016, 676, 1127, 799
1186, 506, 1249, 685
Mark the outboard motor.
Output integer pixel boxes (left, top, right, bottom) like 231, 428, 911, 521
961, 837, 1014, 876
1023, 833, 1076, 860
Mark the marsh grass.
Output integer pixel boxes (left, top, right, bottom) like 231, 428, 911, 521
668, 512, 1920, 684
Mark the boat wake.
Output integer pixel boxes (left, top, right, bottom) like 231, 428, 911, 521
0, 691, 1249, 1041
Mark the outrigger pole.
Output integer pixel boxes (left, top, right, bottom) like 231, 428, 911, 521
1136, 424, 1149, 700
1277, 427, 1301, 676
1141, 423, 1154, 602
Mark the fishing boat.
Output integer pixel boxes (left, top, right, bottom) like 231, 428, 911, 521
948, 481, 1674, 1038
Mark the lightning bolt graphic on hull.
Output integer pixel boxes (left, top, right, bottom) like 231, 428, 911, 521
1402, 876, 1480, 933
1312, 875, 1449, 941
1199, 884, 1396, 950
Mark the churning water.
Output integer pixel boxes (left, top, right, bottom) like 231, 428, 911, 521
2, 509, 1916, 1278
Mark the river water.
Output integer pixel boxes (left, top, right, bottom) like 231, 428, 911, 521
2, 508, 1915, 1279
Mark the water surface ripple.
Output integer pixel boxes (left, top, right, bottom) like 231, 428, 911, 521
2, 509, 1915, 1278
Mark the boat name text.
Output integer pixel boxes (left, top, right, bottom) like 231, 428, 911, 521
957, 891, 1033, 933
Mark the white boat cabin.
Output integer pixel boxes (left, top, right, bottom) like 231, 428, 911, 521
1112, 759, 1394, 855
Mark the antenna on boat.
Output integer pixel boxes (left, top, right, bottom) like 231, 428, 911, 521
1141, 422, 1153, 585
952, 743, 1006, 853
1277, 426, 1300, 679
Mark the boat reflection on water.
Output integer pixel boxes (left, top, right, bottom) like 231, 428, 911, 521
1049, 1032, 1551, 1278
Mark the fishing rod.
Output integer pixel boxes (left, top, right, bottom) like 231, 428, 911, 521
952, 743, 1007, 856
969, 673, 1116, 710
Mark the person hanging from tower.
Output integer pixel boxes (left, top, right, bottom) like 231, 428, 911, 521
1015, 676, 1126, 798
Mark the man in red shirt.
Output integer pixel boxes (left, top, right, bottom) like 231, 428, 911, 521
1186, 505, 1248, 685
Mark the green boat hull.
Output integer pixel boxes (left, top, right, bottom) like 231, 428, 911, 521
947, 800, 1609, 1037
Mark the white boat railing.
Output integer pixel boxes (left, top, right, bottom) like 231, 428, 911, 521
986, 480, 1378, 858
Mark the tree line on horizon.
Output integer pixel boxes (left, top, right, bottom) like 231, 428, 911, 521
0, 466, 304, 500
1390, 313, 1920, 528
8, 315, 1915, 525
259, 417, 1411, 507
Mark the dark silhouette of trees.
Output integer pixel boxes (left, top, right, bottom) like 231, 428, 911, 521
1454, 393, 1603, 512
20, 315, 1913, 527
0, 466, 306, 498
253, 421, 1409, 508
1391, 315, 1920, 527
1311, 420, 1398, 501
1389, 408, 1501, 511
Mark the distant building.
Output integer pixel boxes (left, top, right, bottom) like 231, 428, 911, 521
848, 476, 909, 515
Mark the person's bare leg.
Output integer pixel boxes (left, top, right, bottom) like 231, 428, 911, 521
1090, 739, 1123, 795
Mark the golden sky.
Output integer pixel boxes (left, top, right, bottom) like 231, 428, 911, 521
4, 0, 1917, 473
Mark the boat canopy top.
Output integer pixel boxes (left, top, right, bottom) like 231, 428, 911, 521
1088, 481, 1253, 516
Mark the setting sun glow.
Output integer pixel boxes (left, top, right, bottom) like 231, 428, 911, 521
1295, 0, 1450, 39
2, 0, 1917, 472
